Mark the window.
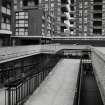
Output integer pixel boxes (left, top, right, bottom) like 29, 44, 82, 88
94, 0, 102, 2
85, 2, 88, 5
15, 11, 28, 36
84, 33, 87, 36
58, 2, 61, 6
93, 29, 102, 34
70, 6, 74, 11
1, 16, 11, 30
14, 0, 17, 4
93, 13, 102, 18
71, 0, 74, 4
84, 18, 87, 23
14, 5, 17, 10
57, 8, 60, 12
70, 21, 74, 24
51, 11, 54, 16
79, 3, 82, 8
51, 3, 54, 7
84, 10, 87, 14
70, 14, 74, 17
70, 29, 74, 31
2, 7, 6, 14
84, 26, 87, 31
94, 5, 102, 10
93, 21, 102, 26
20, 1, 23, 8
57, 17, 60, 21
45, 4, 48, 11
79, 18, 82, 23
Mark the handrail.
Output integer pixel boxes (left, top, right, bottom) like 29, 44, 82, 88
5, 70, 50, 105
73, 58, 83, 105
4, 55, 60, 105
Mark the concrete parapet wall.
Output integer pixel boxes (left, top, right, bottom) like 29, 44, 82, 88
0, 44, 89, 63
91, 47, 105, 105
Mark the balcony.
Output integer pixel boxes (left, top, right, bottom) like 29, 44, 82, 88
93, 13, 102, 19
93, 26, 102, 29
94, 5, 102, 10
61, 5, 69, 12
61, 12, 68, 20
0, 30, 12, 35
93, 10, 102, 13
94, 0, 102, 3
61, 0, 69, 4
93, 2, 103, 5
1, 7, 6, 14
23, 0, 39, 9
1, 6, 11, 15
93, 18, 102, 21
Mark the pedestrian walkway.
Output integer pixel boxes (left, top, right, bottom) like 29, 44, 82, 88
24, 59, 80, 105
0, 88, 5, 105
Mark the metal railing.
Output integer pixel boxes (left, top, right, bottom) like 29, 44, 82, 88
73, 58, 84, 105
5, 70, 49, 105
4, 54, 60, 105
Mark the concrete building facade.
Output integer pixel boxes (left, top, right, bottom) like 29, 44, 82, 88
0, 0, 13, 46
12, 0, 55, 45
75, 0, 104, 37
69, 0, 76, 36
40, 0, 70, 35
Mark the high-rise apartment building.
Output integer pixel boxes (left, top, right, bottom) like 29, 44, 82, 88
69, 0, 76, 36
1, 0, 105, 45
52, 0, 105, 45
0, 0, 13, 46
40, 0, 70, 35
12, 0, 55, 45
75, 0, 104, 38
92, 0, 103, 36
12, 0, 70, 45
76, 0, 90, 36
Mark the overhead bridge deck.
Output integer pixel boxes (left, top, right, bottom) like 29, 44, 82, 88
0, 44, 89, 63
24, 59, 80, 105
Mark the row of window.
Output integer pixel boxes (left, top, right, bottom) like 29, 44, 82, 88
1, 23, 11, 30
15, 28, 28, 36
45, 0, 54, 1
1, 15, 11, 30
15, 32, 28, 36
15, 12, 29, 36
1, 16, 11, 24
16, 20, 28, 24
16, 23, 28, 27
16, 28, 28, 32
2, 0, 11, 9
79, 18, 88, 23
16, 12, 28, 19
2, 6, 11, 15
23, 0, 39, 6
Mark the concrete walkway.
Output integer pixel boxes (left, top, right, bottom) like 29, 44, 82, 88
25, 59, 80, 105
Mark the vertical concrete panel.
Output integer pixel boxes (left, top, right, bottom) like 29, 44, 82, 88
28, 9, 42, 36
0, 38, 3, 46
0, 0, 2, 29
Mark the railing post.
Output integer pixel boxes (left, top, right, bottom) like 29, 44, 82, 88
7, 87, 11, 105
